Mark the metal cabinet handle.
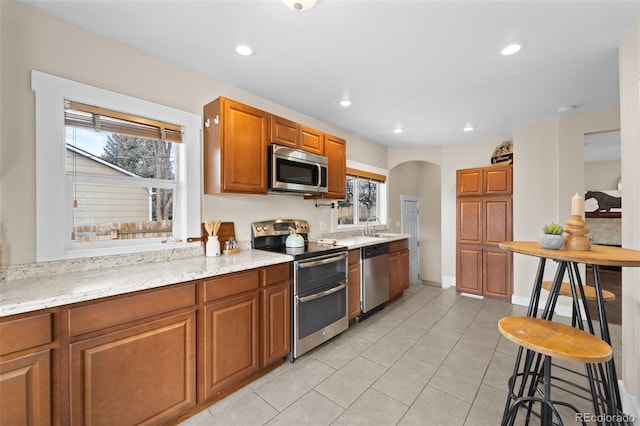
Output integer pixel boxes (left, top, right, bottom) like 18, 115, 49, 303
297, 283, 347, 303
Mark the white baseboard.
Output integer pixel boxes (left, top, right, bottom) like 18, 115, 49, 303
441, 275, 455, 289
511, 295, 587, 319
619, 380, 640, 423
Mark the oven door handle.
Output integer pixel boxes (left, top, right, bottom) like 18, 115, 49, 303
297, 252, 348, 268
297, 283, 347, 303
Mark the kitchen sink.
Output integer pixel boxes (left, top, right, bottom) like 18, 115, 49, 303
375, 232, 404, 238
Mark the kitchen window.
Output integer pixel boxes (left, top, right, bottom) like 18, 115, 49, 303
32, 71, 201, 261
337, 167, 387, 228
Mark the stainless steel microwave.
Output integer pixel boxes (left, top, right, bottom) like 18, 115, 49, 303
269, 144, 328, 194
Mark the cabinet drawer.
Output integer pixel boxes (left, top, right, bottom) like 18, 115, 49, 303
203, 269, 259, 302
348, 249, 360, 265
388, 239, 408, 253
0, 312, 53, 356
262, 263, 290, 287
69, 283, 196, 337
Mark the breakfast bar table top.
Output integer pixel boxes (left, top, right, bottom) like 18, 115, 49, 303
498, 241, 640, 267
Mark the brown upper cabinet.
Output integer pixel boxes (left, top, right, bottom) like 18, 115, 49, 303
270, 115, 298, 148
456, 164, 512, 196
203, 97, 270, 194
299, 125, 324, 155
324, 134, 346, 199
204, 96, 347, 196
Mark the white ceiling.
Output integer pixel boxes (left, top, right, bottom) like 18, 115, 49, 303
21, 0, 640, 148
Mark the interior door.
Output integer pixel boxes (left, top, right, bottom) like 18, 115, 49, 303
401, 196, 420, 284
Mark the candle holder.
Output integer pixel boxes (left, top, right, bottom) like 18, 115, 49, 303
564, 215, 591, 251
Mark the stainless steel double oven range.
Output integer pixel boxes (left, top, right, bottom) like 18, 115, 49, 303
251, 219, 348, 362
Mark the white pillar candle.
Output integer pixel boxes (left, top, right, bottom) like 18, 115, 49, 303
571, 192, 583, 216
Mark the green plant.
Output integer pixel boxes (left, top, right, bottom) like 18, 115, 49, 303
542, 223, 564, 235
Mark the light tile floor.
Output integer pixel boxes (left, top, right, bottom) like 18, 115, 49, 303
180, 284, 623, 426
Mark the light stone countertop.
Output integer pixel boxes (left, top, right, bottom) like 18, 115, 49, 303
0, 249, 292, 318
332, 234, 410, 250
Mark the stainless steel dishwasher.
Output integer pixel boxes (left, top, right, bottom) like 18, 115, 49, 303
359, 243, 389, 321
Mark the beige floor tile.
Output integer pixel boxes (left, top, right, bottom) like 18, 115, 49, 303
482, 349, 518, 391
309, 330, 374, 370
315, 355, 386, 408
399, 385, 470, 426
450, 329, 500, 365
254, 357, 335, 411
406, 329, 459, 366
464, 382, 509, 425
372, 354, 438, 405
197, 393, 278, 426
264, 390, 343, 426
428, 352, 488, 403
332, 388, 408, 426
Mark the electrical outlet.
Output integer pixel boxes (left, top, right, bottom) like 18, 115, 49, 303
319, 221, 327, 231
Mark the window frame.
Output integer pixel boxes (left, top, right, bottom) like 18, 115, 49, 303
334, 161, 388, 232
32, 70, 201, 261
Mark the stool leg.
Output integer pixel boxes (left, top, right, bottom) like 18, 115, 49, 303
541, 355, 553, 424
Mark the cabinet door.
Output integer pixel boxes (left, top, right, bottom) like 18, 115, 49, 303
456, 168, 482, 196
400, 249, 410, 290
483, 248, 512, 299
484, 166, 512, 195
0, 350, 51, 426
348, 261, 361, 320
324, 134, 346, 199
70, 311, 196, 426
217, 98, 269, 194
299, 125, 324, 155
271, 115, 298, 148
456, 245, 483, 295
260, 282, 290, 367
457, 197, 483, 245
203, 291, 259, 398
388, 251, 401, 300
484, 196, 512, 246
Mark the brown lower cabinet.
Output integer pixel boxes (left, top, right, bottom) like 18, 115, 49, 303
388, 239, 410, 300
0, 310, 54, 426
0, 263, 291, 426
348, 249, 361, 320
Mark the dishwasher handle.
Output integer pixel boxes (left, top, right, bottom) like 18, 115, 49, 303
362, 243, 389, 258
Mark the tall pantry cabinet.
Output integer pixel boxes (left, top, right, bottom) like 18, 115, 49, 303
456, 165, 513, 299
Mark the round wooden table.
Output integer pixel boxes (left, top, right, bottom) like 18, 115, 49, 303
498, 241, 640, 424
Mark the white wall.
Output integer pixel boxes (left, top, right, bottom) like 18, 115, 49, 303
0, 0, 386, 264
388, 161, 441, 283
585, 160, 621, 190
618, 19, 640, 406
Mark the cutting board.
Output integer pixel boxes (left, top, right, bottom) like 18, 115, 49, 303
201, 221, 235, 243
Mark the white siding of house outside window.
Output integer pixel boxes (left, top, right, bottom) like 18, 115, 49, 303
32, 70, 201, 261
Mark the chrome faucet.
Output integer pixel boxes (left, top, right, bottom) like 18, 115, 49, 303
364, 217, 380, 235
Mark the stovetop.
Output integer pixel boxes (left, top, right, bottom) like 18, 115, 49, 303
257, 242, 347, 261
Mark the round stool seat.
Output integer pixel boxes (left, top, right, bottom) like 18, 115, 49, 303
541, 281, 615, 301
498, 316, 612, 364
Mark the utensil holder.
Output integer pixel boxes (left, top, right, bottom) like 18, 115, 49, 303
206, 235, 221, 257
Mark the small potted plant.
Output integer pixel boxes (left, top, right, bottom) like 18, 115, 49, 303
539, 223, 565, 249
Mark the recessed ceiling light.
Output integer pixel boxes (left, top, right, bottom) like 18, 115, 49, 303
393, 127, 403, 134
501, 43, 523, 56
282, 0, 318, 12
235, 44, 254, 56
463, 124, 475, 132
557, 105, 577, 113
338, 99, 353, 108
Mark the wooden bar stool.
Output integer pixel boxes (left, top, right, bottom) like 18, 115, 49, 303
541, 280, 615, 334
499, 316, 613, 425
541, 281, 615, 302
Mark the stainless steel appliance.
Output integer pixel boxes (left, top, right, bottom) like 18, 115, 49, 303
269, 144, 328, 195
251, 219, 348, 361
359, 243, 389, 320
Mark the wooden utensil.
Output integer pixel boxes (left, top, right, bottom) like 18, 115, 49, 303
204, 221, 214, 236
